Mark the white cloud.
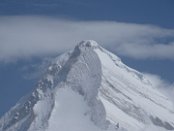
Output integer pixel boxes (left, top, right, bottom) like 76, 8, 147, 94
116, 42, 174, 59
144, 73, 174, 105
0, 16, 174, 62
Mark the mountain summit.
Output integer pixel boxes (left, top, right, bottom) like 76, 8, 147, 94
0, 40, 174, 131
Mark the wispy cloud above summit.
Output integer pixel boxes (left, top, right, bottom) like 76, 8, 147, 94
0, 16, 174, 62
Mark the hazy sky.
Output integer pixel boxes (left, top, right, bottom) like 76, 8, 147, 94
0, 0, 174, 117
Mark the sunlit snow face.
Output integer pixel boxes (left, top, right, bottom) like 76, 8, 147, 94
45, 88, 103, 131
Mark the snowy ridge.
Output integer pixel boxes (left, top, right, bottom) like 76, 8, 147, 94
0, 40, 174, 131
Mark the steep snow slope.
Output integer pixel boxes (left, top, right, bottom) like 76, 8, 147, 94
95, 47, 174, 130
0, 40, 174, 131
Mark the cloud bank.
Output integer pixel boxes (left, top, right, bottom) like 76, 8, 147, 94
0, 16, 174, 61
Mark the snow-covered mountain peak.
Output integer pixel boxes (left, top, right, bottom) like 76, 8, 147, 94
1, 40, 174, 131
76, 40, 100, 49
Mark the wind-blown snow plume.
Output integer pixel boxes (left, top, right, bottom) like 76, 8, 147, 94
144, 73, 174, 106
